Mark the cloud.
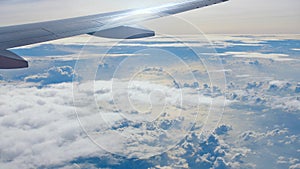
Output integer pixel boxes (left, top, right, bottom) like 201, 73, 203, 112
1, 34, 299, 168
0, 78, 231, 168
268, 80, 292, 91
67, 132, 233, 169
225, 52, 295, 61
290, 163, 300, 169
0, 82, 105, 169
213, 157, 229, 169
226, 79, 300, 113
295, 83, 300, 93
214, 124, 232, 136
24, 66, 75, 85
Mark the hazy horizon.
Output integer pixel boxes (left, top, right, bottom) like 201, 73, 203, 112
0, 0, 299, 34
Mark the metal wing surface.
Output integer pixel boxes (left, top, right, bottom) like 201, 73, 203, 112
0, 0, 228, 68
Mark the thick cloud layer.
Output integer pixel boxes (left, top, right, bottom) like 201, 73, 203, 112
0, 80, 228, 168
0, 35, 299, 169
0, 82, 105, 168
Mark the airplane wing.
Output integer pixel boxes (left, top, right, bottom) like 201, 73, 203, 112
0, 0, 228, 69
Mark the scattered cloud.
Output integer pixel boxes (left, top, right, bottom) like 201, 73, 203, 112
225, 52, 294, 61
0, 34, 299, 168
24, 66, 75, 85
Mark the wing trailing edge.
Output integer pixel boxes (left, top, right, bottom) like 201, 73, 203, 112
88, 26, 155, 39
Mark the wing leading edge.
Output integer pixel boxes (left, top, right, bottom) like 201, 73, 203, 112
0, 0, 228, 69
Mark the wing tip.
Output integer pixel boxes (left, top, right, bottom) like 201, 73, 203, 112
0, 50, 29, 69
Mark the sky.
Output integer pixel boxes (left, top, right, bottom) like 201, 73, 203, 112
1, 1, 300, 169
0, 0, 299, 34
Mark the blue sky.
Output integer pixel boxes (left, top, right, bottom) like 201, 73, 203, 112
0, 0, 299, 33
